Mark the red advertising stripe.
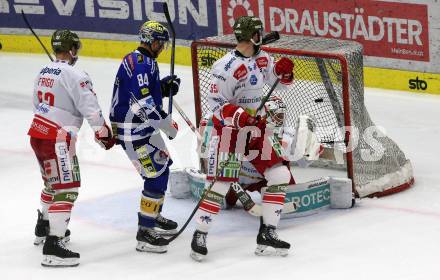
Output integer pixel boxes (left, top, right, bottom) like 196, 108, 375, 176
264, 0, 429, 61
220, 0, 429, 62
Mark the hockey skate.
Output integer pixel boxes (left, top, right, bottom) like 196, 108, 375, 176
255, 223, 290, 257
190, 230, 208, 262
153, 214, 178, 235
34, 210, 71, 245
41, 235, 80, 267
136, 227, 169, 253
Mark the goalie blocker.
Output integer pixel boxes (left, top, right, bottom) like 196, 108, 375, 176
168, 168, 353, 218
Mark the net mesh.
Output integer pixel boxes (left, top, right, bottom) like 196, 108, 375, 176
191, 34, 413, 197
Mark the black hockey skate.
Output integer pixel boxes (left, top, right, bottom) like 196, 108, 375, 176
136, 227, 169, 253
34, 210, 71, 245
190, 230, 208, 262
255, 223, 290, 257
153, 214, 178, 235
41, 235, 80, 267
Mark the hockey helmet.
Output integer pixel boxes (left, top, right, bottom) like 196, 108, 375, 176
139, 21, 169, 48
264, 95, 286, 128
233, 16, 264, 44
51, 29, 81, 53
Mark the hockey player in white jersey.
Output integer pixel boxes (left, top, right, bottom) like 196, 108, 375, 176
28, 30, 115, 267
190, 16, 295, 261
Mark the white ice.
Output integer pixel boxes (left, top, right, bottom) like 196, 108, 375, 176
1, 53, 440, 280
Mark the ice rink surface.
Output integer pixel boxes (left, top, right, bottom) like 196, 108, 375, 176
1, 53, 440, 280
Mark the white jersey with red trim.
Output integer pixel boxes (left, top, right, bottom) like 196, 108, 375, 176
28, 60, 105, 139
207, 49, 290, 127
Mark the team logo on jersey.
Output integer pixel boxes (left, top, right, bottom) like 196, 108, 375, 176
233, 64, 248, 80
137, 54, 144, 64
141, 87, 149, 96
249, 74, 258, 85
224, 57, 236, 72
256, 57, 268, 69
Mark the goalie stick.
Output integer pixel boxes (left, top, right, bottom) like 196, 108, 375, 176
163, 2, 176, 116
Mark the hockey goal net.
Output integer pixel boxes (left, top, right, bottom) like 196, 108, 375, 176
190, 34, 414, 198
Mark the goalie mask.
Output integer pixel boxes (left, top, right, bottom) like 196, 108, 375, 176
264, 96, 286, 128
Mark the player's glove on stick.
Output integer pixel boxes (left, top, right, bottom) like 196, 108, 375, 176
95, 123, 115, 150
161, 75, 181, 97
274, 57, 294, 84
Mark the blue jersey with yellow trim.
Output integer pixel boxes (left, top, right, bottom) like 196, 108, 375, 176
110, 47, 164, 142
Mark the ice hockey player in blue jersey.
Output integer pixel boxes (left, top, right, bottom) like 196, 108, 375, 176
109, 21, 181, 253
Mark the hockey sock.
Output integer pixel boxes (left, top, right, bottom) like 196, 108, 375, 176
40, 188, 54, 220
195, 181, 229, 232
262, 184, 287, 227
138, 190, 164, 228
48, 188, 78, 237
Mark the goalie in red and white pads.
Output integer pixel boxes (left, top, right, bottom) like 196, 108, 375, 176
190, 15, 296, 261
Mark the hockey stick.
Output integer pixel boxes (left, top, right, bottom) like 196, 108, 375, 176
167, 78, 282, 243
21, 11, 54, 62
172, 100, 202, 140
256, 78, 280, 114
163, 2, 176, 116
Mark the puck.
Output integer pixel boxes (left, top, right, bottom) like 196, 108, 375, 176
315, 98, 324, 103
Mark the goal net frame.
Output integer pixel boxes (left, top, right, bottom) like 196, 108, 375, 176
190, 34, 414, 198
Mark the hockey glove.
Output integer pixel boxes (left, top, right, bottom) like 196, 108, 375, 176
274, 57, 294, 84
223, 104, 266, 130
158, 110, 179, 140
94, 123, 115, 150
161, 75, 181, 97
